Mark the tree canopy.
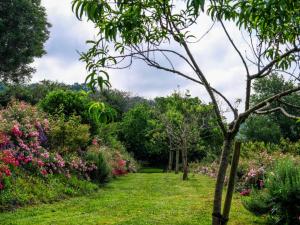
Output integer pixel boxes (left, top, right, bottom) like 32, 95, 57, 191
0, 0, 50, 83
72, 0, 300, 224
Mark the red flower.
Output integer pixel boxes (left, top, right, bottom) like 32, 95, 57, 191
41, 169, 48, 176
11, 124, 23, 137
4, 168, 11, 177
0, 182, 4, 190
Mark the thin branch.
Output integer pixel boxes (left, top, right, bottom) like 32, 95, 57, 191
255, 106, 300, 120
250, 47, 300, 79
232, 86, 300, 134
168, 19, 227, 134
278, 99, 300, 110
219, 19, 250, 77
136, 50, 238, 118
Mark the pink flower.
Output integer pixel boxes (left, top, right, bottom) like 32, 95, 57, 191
118, 160, 126, 167
41, 152, 49, 159
37, 160, 45, 167
11, 124, 23, 137
92, 138, 98, 146
0, 182, 4, 190
41, 169, 48, 176
28, 131, 39, 138
240, 189, 251, 196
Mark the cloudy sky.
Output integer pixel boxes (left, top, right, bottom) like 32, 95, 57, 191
33, 0, 256, 118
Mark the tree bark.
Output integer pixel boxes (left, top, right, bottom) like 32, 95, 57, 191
222, 142, 241, 225
175, 149, 179, 174
182, 149, 188, 180
168, 150, 174, 172
212, 137, 233, 225
182, 138, 188, 180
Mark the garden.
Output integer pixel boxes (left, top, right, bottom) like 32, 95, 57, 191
1, 0, 300, 225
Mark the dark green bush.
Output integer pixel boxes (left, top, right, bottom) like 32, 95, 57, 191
86, 150, 111, 183
243, 159, 300, 225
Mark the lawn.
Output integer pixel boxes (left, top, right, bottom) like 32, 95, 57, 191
0, 173, 263, 225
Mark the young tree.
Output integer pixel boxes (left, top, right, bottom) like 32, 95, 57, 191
72, 0, 300, 224
0, 0, 50, 83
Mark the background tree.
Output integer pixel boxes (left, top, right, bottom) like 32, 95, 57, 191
0, 0, 50, 83
72, 0, 300, 224
250, 74, 300, 141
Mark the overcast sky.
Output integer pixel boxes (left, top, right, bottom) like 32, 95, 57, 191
33, 0, 256, 118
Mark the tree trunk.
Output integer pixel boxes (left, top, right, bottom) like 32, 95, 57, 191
222, 142, 241, 225
182, 139, 188, 180
167, 150, 174, 172
175, 149, 179, 174
212, 137, 233, 225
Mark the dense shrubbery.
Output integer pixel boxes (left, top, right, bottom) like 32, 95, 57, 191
0, 101, 137, 210
243, 159, 300, 225
191, 141, 300, 193
47, 114, 90, 154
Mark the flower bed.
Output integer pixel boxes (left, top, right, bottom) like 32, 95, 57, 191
0, 101, 135, 193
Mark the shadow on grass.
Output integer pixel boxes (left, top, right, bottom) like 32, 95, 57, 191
138, 167, 164, 173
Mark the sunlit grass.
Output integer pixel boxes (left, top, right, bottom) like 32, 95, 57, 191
0, 173, 264, 225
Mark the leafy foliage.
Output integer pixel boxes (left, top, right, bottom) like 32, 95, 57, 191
39, 90, 115, 134
243, 159, 300, 225
250, 74, 300, 141
48, 115, 90, 154
0, 0, 50, 83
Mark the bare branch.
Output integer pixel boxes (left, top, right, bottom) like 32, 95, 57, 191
135, 49, 238, 117
232, 86, 300, 133
255, 106, 300, 120
250, 47, 300, 79
278, 99, 300, 110
168, 18, 228, 134
219, 19, 250, 77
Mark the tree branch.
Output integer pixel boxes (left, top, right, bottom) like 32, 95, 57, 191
250, 47, 300, 79
232, 86, 300, 133
255, 106, 300, 120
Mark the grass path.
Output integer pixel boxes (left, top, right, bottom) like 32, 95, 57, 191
0, 173, 263, 225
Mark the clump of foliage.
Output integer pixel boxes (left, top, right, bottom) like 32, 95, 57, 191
243, 159, 300, 225
39, 89, 115, 134
47, 114, 90, 154
86, 149, 111, 183
119, 93, 222, 167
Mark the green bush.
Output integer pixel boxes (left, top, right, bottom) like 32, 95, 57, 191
243, 159, 300, 225
86, 150, 111, 183
48, 115, 90, 154
39, 90, 100, 134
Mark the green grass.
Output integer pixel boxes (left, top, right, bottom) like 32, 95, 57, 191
0, 173, 264, 225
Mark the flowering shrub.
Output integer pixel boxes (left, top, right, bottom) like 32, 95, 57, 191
0, 150, 19, 189
68, 156, 97, 179
111, 152, 128, 176
0, 101, 137, 193
0, 101, 70, 189
243, 159, 300, 224
190, 161, 219, 178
